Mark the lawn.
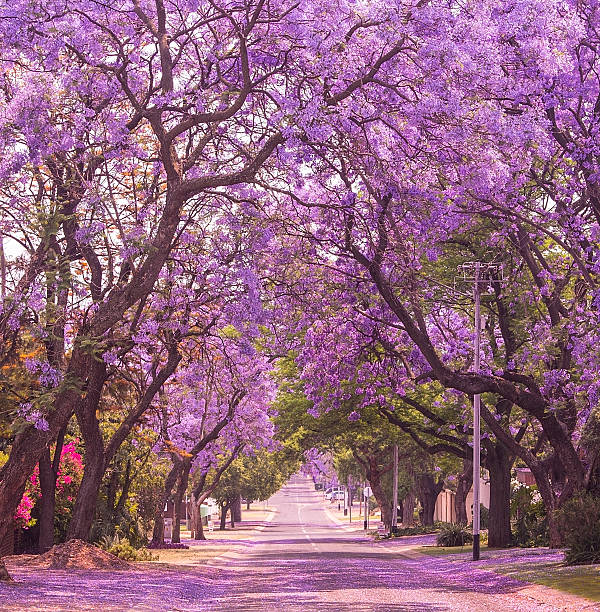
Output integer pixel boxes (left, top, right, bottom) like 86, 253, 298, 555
493, 557, 600, 601
150, 504, 275, 565
146, 543, 233, 566
418, 545, 600, 601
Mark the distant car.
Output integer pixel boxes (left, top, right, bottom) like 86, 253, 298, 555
330, 490, 345, 501
325, 487, 344, 500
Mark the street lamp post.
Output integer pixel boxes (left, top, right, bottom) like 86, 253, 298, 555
457, 261, 502, 562
349, 485, 352, 524
363, 483, 370, 530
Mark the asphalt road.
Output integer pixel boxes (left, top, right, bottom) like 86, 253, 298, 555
208, 475, 562, 611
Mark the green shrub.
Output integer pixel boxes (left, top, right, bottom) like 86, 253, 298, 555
92, 516, 149, 550
511, 482, 548, 547
565, 527, 600, 565
436, 523, 473, 547
376, 522, 447, 540
554, 493, 600, 566
512, 512, 548, 547
100, 534, 157, 562
99, 533, 120, 550
392, 524, 439, 537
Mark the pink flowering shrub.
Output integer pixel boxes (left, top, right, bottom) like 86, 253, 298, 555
14, 440, 84, 529
14, 492, 36, 529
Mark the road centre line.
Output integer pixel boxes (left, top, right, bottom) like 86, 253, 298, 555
296, 495, 319, 553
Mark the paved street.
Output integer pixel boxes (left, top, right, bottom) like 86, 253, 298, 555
208, 475, 584, 611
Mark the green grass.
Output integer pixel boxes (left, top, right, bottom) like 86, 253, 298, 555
494, 561, 600, 602
418, 545, 600, 601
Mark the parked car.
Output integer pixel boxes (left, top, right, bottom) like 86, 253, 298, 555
330, 490, 345, 501
325, 487, 344, 500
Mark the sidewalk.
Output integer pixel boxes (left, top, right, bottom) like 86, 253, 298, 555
320, 497, 382, 532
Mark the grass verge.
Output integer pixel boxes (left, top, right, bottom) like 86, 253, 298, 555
418, 545, 600, 601
494, 560, 600, 602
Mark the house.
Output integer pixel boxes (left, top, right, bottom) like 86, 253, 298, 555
433, 476, 490, 524
516, 467, 536, 486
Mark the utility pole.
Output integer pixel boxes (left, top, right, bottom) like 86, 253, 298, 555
457, 261, 502, 561
472, 262, 482, 561
390, 444, 399, 536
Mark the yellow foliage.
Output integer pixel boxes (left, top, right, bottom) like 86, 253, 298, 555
18, 349, 42, 361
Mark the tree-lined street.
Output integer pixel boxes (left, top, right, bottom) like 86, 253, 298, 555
2, 0, 600, 607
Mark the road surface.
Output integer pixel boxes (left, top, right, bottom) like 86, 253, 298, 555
208, 475, 582, 611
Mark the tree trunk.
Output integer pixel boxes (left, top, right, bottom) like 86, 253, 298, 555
190, 496, 206, 540
0, 559, 12, 582
190, 501, 197, 539
417, 474, 443, 526
38, 429, 65, 553
402, 490, 416, 526
368, 464, 391, 528
190, 472, 207, 541
455, 460, 473, 525
230, 498, 235, 528
547, 510, 562, 548
485, 443, 513, 547
67, 456, 105, 541
220, 503, 228, 530
0, 351, 89, 568
246, 499, 251, 510
171, 462, 190, 544
152, 505, 166, 545
527, 460, 561, 546
232, 494, 242, 523
67, 360, 108, 542
0, 474, 26, 579
197, 512, 206, 539
151, 463, 180, 545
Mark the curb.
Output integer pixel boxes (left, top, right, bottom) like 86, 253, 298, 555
254, 508, 277, 532
323, 505, 367, 533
